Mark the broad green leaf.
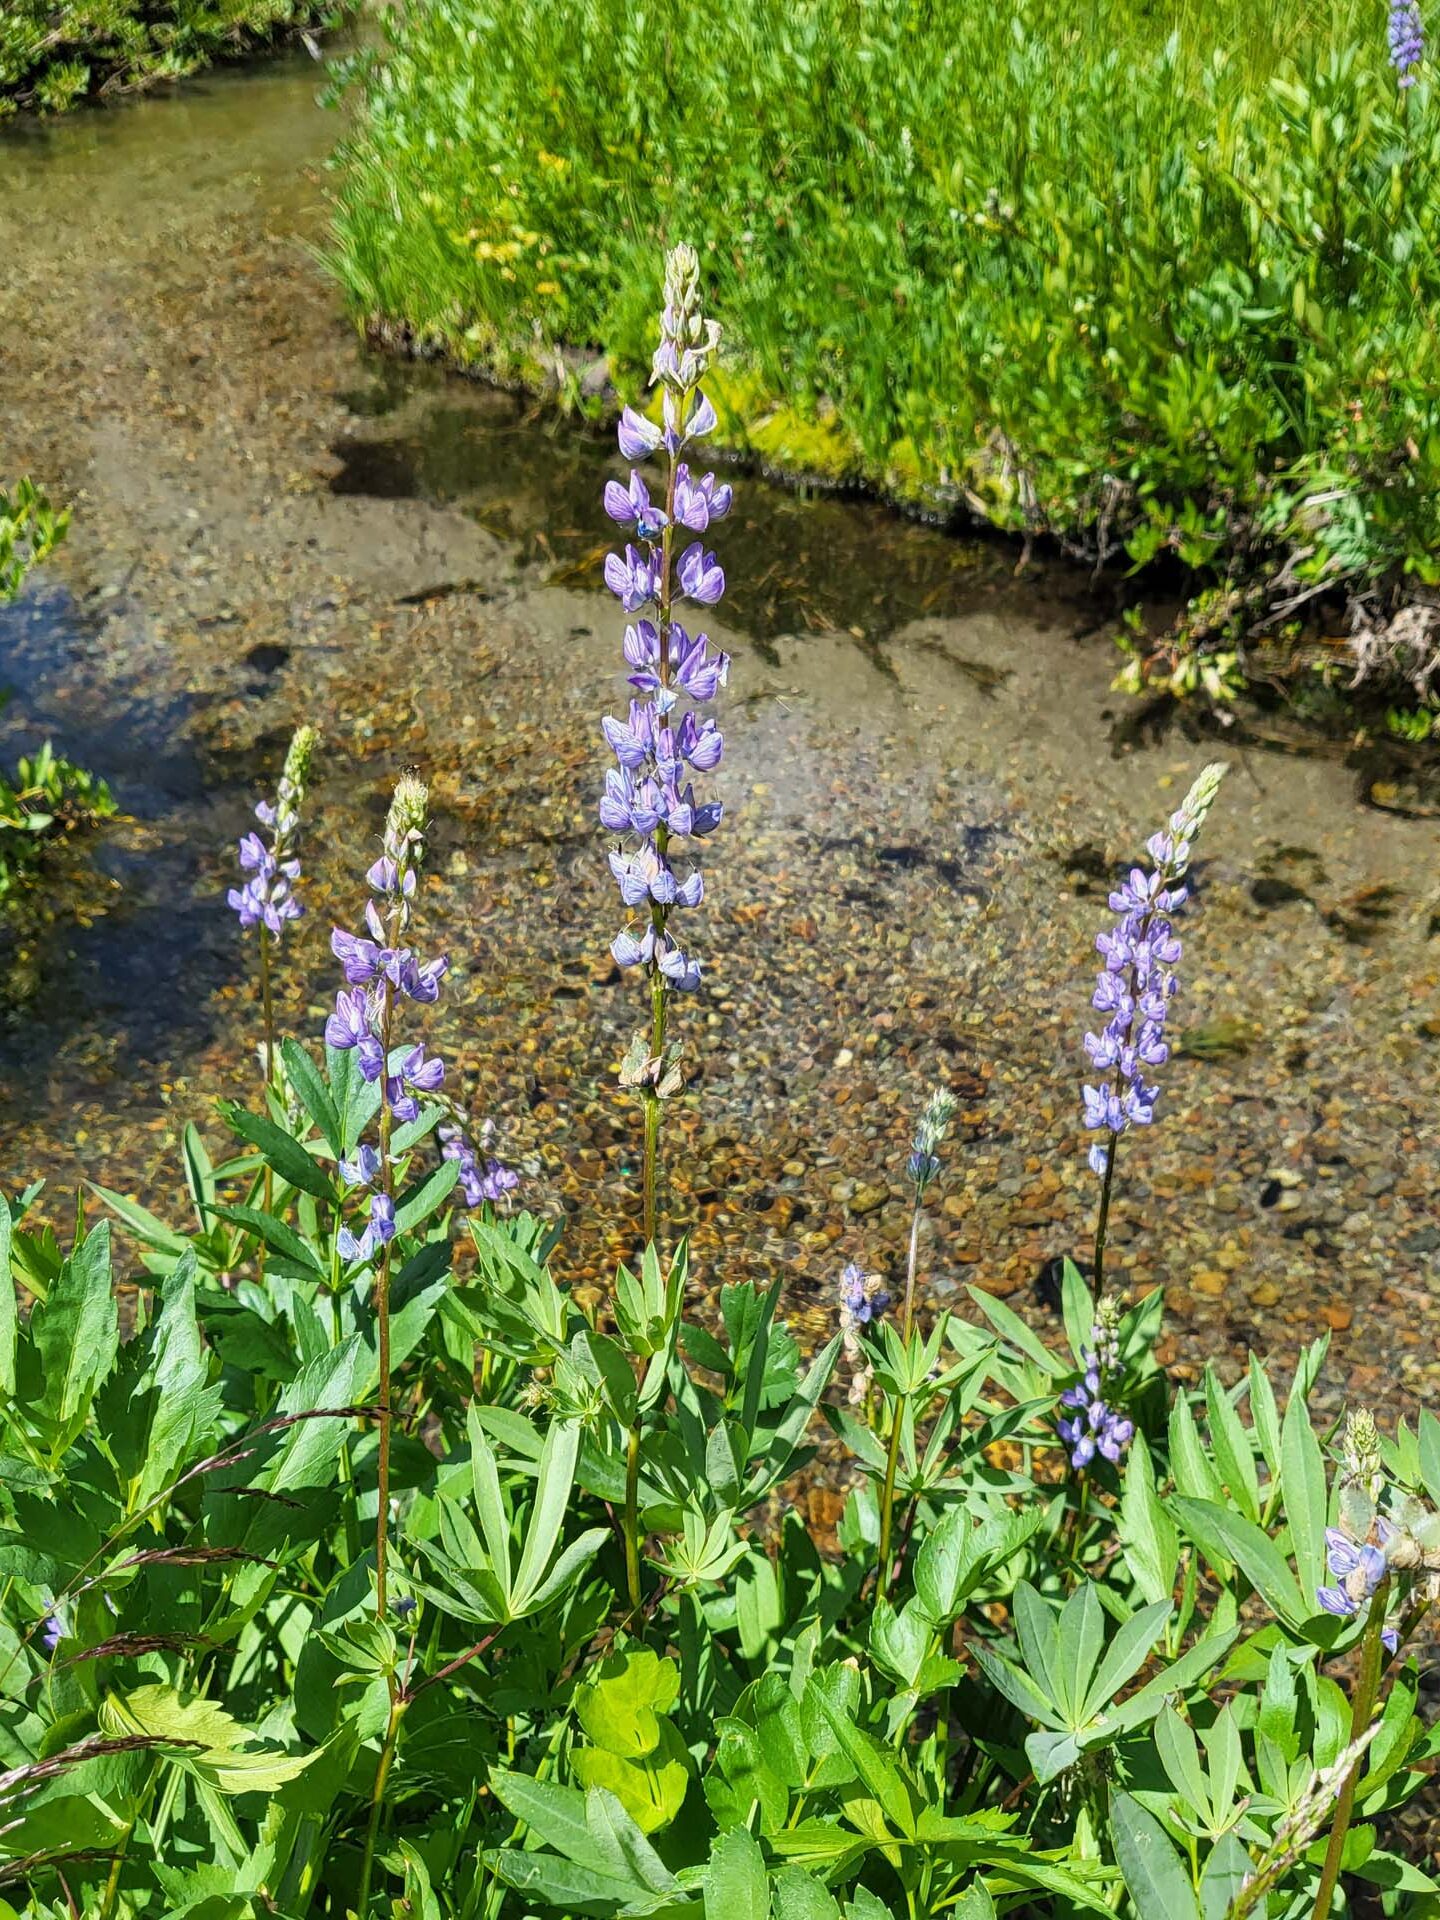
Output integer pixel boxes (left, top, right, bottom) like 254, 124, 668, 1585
32, 1221, 118, 1438
704, 1828, 770, 1920
219, 1104, 337, 1203
1056, 1582, 1105, 1721
1169, 1395, 1223, 1504
1111, 1790, 1201, 1920
393, 1155, 460, 1237
773, 1867, 842, 1920
586, 1786, 680, 1893
101, 1685, 313, 1796
281, 1037, 343, 1158
465, 1405, 513, 1593
489, 1770, 611, 1875
1248, 1354, 1282, 1482
1199, 1831, 1251, 1920
510, 1417, 580, 1607
87, 1182, 189, 1257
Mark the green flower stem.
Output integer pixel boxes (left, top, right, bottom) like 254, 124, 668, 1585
258, 921, 276, 1285
1090, 1128, 1119, 1301
623, 1415, 644, 1614
374, 962, 398, 1622
1310, 1576, 1391, 1920
355, 1691, 409, 1918
902, 1196, 922, 1342
877, 1388, 906, 1601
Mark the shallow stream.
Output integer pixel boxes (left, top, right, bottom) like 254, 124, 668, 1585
1, 54, 1437, 1414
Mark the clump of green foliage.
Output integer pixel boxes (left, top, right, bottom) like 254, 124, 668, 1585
0, 732, 117, 902
0, 483, 115, 904
0, 0, 341, 113
327, 0, 1440, 696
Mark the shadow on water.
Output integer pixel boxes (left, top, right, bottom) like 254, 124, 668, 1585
327, 367, 1102, 657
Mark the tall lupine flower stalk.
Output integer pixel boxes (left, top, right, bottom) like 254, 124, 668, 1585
228, 724, 318, 1282
327, 774, 443, 1920
903, 1086, 956, 1338
601, 245, 731, 1246
1390, 0, 1424, 85
227, 723, 318, 1096
324, 773, 444, 1627
1081, 763, 1225, 1298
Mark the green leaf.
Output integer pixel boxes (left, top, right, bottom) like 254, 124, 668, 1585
219, 1103, 337, 1202
704, 1828, 770, 1920
772, 1867, 842, 1920
1280, 1381, 1327, 1606
490, 1846, 638, 1912
1119, 1432, 1179, 1605
281, 1038, 343, 1158
1199, 1831, 1252, 1920
101, 1685, 313, 1795
1248, 1354, 1282, 1481
1169, 1394, 1223, 1504
966, 1286, 1062, 1376
1055, 1582, 1105, 1721
1172, 1498, 1305, 1626
88, 1182, 190, 1256
809, 1688, 916, 1836
490, 1769, 610, 1874
1110, 1790, 1201, 1920
1204, 1366, 1260, 1522
1417, 1411, 1440, 1509
207, 1204, 324, 1278
32, 1221, 118, 1436
1082, 1600, 1170, 1720
513, 1418, 580, 1607
393, 1154, 460, 1237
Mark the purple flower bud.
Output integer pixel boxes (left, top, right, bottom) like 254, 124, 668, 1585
618, 406, 663, 460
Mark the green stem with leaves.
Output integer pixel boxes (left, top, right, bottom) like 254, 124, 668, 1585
1310, 1577, 1390, 1920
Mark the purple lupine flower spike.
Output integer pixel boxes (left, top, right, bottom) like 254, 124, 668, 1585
1056, 1302, 1133, 1473
600, 246, 727, 1016
1390, 0, 1424, 83
227, 724, 317, 935
1081, 764, 1226, 1179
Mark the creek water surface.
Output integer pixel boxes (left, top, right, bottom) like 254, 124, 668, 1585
1, 54, 1437, 1417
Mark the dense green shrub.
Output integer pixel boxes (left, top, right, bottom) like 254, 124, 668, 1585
328, 0, 1440, 695
0, 0, 341, 112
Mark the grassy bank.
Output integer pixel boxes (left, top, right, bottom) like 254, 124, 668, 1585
0, 0, 342, 112
328, 0, 1440, 702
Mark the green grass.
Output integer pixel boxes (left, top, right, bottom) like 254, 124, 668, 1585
327, 0, 1440, 693
0, 0, 343, 112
